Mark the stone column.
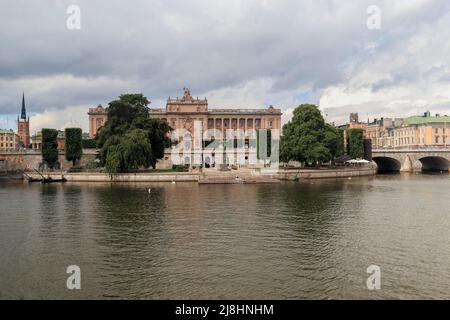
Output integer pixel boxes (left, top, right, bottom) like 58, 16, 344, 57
89, 117, 93, 139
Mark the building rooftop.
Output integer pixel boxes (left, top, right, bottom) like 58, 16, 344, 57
0, 129, 15, 134
404, 115, 450, 126
149, 106, 282, 115
88, 104, 107, 115
209, 107, 281, 115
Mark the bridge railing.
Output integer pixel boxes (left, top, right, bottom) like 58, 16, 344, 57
373, 146, 450, 152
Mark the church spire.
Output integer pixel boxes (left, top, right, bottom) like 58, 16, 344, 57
21, 92, 27, 120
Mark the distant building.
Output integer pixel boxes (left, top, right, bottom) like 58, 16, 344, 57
348, 113, 367, 129
0, 129, 19, 152
393, 112, 450, 148
365, 118, 403, 149
356, 111, 450, 149
31, 130, 66, 151
57, 130, 65, 151
149, 88, 282, 134
31, 132, 42, 150
17, 93, 30, 148
88, 89, 282, 139
337, 113, 367, 130
87, 104, 107, 139
87, 88, 282, 168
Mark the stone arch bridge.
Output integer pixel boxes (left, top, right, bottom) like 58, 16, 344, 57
372, 149, 450, 172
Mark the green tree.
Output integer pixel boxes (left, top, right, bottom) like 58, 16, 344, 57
309, 142, 331, 164
65, 128, 83, 165
119, 129, 152, 169
347, 129, 364, 159
41, 129, 59, 169
132, 117, 172, 168
279, 135, 291, 164
97, 94, 172, 174
82, 139, 97, 149
324, 125, 344, 159
99, 134, 122, 167
96, 93, 151, 148
280, 104, 336, 166
105, 145, 121, 178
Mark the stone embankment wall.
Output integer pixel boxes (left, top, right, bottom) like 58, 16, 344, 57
24, 167, 376, 183
0, 149, 97, 171
26, 172, 200, 182
276, 167, 377, 180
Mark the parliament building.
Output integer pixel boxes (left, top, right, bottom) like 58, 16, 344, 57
89, 89, 282, 136
88, 88, 282, 168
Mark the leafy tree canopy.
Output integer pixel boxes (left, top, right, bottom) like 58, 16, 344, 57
97, 94, 171, 175
65, 128, 83, 165
280, 104, 344, 166
42, 128, 59, 168
347, 128, 364, 159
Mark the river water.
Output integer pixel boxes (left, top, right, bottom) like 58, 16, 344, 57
0, 174, 449, 299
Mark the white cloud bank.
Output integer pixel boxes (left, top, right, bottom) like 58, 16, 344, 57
1, 0, 450, 130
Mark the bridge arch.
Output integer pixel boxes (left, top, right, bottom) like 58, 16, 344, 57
418, 156, 450, 172
373, 157, 401, 172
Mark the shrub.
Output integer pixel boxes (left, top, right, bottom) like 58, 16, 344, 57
42, 129, 59, 169
65, 128, 83, 165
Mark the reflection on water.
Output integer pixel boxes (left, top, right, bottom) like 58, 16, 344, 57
1, 174, 450, 299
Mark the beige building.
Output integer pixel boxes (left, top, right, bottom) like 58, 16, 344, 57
148, 88, 282, 135
0, 129, 19, 152
31, 130, 66, 151
88, 104, 108, 139
365, 118, 403, 149
88, 88, 282, 139
88, 88, 282, 168
393, 113, 450, 148
364, 112, 450, 149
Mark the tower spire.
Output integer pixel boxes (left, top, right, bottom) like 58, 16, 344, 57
21, 92, 27, 120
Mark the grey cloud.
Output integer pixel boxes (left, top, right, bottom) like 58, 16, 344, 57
1, 0, 450, 121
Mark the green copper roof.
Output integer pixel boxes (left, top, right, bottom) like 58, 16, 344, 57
404, 115, 450, 126
0, 129, 15, 134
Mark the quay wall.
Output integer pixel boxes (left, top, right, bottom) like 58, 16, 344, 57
276, 167, 377, 180
0, 149, 97, 171
24, 167, 376, 183
26, 172, 201, 182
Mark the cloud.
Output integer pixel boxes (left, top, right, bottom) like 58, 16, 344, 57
29, 104, 89, 134
1, 0, 450, 130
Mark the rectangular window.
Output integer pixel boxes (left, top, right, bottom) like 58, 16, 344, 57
215, 118, 221, 129
231, 118, 237, 129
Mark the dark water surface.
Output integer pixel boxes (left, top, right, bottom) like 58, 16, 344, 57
1, 174, 449, 299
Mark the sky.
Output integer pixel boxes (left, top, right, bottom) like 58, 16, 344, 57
1, 0, 450, 134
